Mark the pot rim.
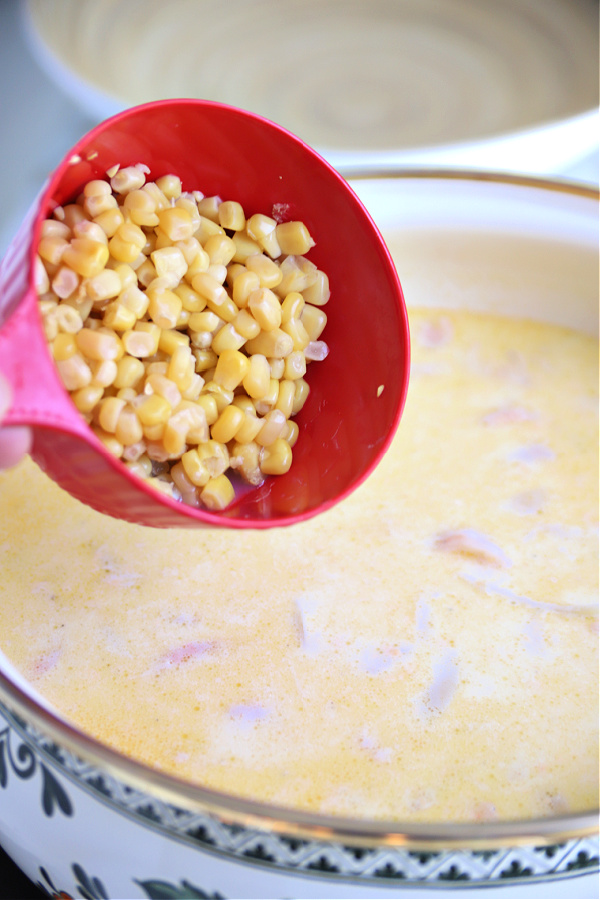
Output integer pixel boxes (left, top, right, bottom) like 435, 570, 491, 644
0, 168, 597, 852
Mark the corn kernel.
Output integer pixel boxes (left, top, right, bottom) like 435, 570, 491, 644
38, 235, 68, 266
196, 195, 222, 222
167, 345, 195, 391
76, 327, 121, 361
276, 221, 315, 255
302, 269, 330, 306
114, 355, 145, 389
246, 253, 283, 290
155, 174, 182, 200
211, 323, 245, 354
111, 166, 146, 194
275, 379, 296, 418
229, 441, 263, 485
119, 284, 149, 319
192, 348, 218, 372
231, 230, 261, 263
108, 223, 146, 263
281, 316, 310, 351
51, 266, 79, 300
54, 304, 83, 334
103, 301, 137, 332
211, 404, 245, 443
202, 381, 234, 413
204, 233, 236, 266
260, 438, 293, 475
98, 396, 126, 433
213, 349, 250, 391
147, 286, 183, 330
196, 393, 219, 426
255, 409, 287, 446
301, 304, 327, 341
90, 358, 118, 388
200, 473, 235, 510
253, 378, 280, 415
122, 321, 160, 358
136, 393, 172, 427
245, 328, 293, 358
174, 283, 206, 313
86, 269, 122, 303
292, 377, 310, 414
63, 239, 109, 278
242, 354, 270, 399
284, 350, 307, 380
71, 383, 104, 413
52, 333, 78, 361
218, 200, 245, 231
55, 353, 92, 390
285, 419, 299, 447
232, 308, 260, 340
73, 220, 109, 245
248, 287, 282, 331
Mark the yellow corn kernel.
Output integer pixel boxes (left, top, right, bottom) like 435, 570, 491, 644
144, 373, 182, 408
122, 189, 159, 227
167, 345, 195, 391
135, 258, 157, 288
196, 216, 225, 244
110, 166, 146, 194
147, 287, 183, 330
275, 379, 296, 418
71, 383, 104, 413
61, 203, 87, 230
281, 316, 310, 351
244, 328, 293, 359
211, 404, 245, 443
73, 220, 109, 245
255, 409, 287, 446
157, 331, 189, 358
38, 235, 68, 266
232, 308, 260, 340
108, 223, 146, 263
175, 400, 208, 443
115, 406, 143, 446
274, 254, 317, 297
151, 246, 187, 285
92, 426, 124, 458
142, 181, 170, 211
94, 206, 125, 238
284, 350, 307, 380
83, 180, 117, 218
121, 321, 161, 358
302, 269, 330, 306
142, 423, 165, 443
200, 473, 235, 511
155, 174, 182, 200
276, 221, 315, 256
136, 393, 172, 427
180, 372, 204, 401
162, 411, 189, 456
183, 246, 210, 281
247, 287, 282, 331
191, 271, 228, 305
54, 304, 83, 334
204, 233, 236, 266
97, 396, 126, 433
231, 230, 261, 263
253, 378, 279, 415
119, 284, 149, 319
125, 454, 152, 479
114, 355, 145, 389
285, 418, 299, 447
268, 358, 285, 380
188, 310, 221, 334
218, 200, 245, 231
41, 219, 71, 240
196, 195, 222, 223
246, 213, 280, 258
213, 349, 250, 391
55, 353, 92, 390
242, 353, 270, 399
292, 377, 310, 414
174, 283, 206, 313
232, 269, 261, 308
229, 441, 263, 485
281, 291, 305, 323
153, 228, 172, 251
175, 236, 203, 266
170, 461, 200, 506
202, 381, 234, 413
63, 238, 109, 278
245, 253, 283, 290
76, 327, 121, 361
211, 324, 245, 354
234, 408, 263, 444
196, 393, 219, 426
116, 387, 138, 403
85, 269, 122, 304
102, 302, 137, 332
300, 303, 327, 341
260, 437, 293, 475
51, 332, 78, 361
157, 206, 195, 242
122, 439, 147, 462
206, 263, 227, 285
192, 348, 218, 372
51, 266, 78, 300
89, 358, 118, 388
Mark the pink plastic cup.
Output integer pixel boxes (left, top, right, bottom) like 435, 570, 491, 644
0, 99, 410, 529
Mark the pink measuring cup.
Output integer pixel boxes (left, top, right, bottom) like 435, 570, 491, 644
0, 99, 410, 529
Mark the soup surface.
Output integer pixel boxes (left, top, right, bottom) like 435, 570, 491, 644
0, 308, 597, 823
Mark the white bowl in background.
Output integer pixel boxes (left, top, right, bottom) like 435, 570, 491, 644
21, 0, 599, 177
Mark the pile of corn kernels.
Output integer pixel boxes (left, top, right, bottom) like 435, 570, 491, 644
35, 164, 329, 511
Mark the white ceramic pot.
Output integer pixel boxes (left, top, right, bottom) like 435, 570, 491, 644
0, 173, 597, 899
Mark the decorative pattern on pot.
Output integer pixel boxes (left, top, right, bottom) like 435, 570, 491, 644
0, 702, 598, 893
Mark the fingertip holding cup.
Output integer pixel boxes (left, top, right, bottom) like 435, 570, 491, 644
0, 99, 410, 528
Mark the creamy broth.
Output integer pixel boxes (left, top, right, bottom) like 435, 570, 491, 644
0, 308, 597, 822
